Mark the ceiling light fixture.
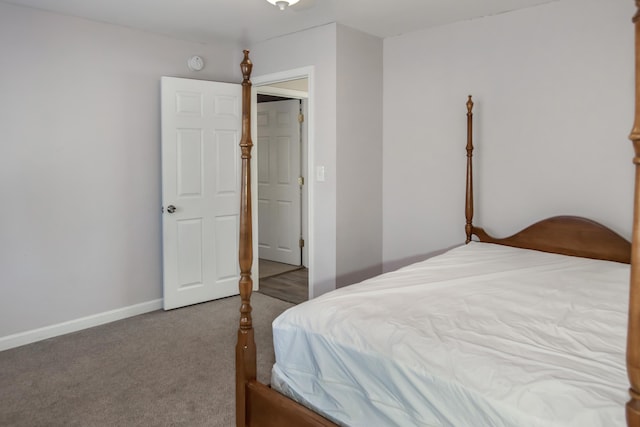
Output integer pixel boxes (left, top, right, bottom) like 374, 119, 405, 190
266, 0, 299, 11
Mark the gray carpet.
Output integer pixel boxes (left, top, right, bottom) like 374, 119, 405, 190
0, 293, 293, 427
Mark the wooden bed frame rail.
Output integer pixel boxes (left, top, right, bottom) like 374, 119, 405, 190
236, 2, 640, 424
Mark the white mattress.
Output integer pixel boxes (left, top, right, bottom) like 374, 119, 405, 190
270, 242, 630, 427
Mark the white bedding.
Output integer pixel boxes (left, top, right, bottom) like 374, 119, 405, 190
270, 242, 630, 427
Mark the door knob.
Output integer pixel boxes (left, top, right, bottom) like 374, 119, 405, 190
167, 205, 177, 214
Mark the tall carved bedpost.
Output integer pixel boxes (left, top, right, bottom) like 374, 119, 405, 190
236, 50, 255, 427
465, 95, 475, 244
629, 3, 640, 426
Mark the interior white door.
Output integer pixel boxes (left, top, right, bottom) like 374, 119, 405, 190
257, 100, 301, 266
161, 76, 244, 310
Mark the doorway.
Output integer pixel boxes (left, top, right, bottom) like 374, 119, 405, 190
254, 72, 311, 303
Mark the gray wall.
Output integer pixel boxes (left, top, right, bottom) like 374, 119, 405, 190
382, 0, 635, 271
0, 3, 238, 341
336, 25, 383, 287
249, 24, 339, 297
250, 23, 384, 293
2, 0, 633, 346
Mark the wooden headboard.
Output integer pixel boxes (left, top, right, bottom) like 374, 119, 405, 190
463, 97, 631, 264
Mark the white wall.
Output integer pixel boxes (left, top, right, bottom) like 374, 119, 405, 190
249, 24, 338, 296
0, 3, 239, 343
336, 25, 383, 287
383, 0, 635, 271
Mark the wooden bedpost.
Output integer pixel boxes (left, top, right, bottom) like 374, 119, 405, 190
236, 50, 255, 427
465, 95, 474, 244
629, 3, 640, 426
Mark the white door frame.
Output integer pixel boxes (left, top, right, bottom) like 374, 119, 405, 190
252, 66, 314, 300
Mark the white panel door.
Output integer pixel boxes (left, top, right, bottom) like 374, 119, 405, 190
161, 76, 246, 310
257, 100, 301, 266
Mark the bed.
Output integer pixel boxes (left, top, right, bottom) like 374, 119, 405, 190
271, 242, 629, 426
234, 3, 640, 425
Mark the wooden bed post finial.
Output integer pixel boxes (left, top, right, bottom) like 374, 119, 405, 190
241, 50, 252, 85
629, 3, 640, 426
465, 95, 475, 244
236, 49, 256, 427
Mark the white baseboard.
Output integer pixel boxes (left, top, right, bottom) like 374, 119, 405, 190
0, 299, 163, 352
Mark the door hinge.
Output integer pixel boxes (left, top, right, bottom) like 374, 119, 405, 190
298, 176, 304, 186
299, 238, 305, 248
298, 113, 304, 123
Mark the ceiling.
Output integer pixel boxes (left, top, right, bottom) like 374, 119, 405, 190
1, 0, 558, 46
